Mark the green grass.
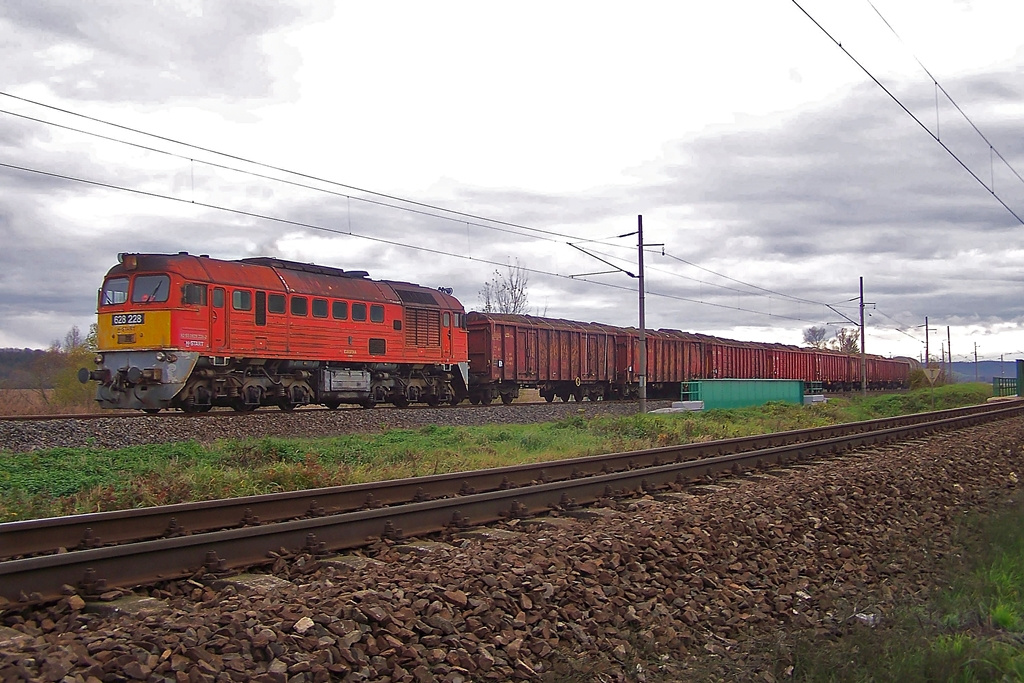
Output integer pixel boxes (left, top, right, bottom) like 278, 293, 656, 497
0, 384, 995, 522
785, 494, 1024, 682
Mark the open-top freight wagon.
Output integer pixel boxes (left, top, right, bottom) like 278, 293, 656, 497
466, 313, 910, 403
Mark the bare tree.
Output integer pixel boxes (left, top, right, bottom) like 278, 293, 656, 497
831, 328, 860, 354
479, 260, 530, 314
802, 326, 829, 348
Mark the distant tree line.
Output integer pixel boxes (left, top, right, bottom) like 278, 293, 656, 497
0, 325, 98, 410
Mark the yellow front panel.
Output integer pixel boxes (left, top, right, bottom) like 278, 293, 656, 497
97, 310, 173, 351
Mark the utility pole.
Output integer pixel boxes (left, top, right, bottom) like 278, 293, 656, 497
859, 277, 867, 396
638, 215, 647, 414
567, 216, 660, 414
974, 342, 978, 382
925, 316, 930, 367
946, 326, 952, 383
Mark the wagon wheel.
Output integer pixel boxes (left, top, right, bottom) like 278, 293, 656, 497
543, 393, 554, 403
142, 408, 161, 414
500, 393, 514, 405
572, 387, 584, 402
470, 396, 481, 405
559, 391, 572, 403
480, 395, 493, 405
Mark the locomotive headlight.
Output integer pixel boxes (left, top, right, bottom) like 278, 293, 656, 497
155, 351, 167, 362
94, 354, 104, 365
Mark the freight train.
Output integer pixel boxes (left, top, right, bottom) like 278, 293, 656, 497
80, 253, 910, 412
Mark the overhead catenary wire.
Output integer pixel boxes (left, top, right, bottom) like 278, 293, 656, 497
0, 92, 861, 328
791, 0, 1024, 226
0, 158, 831, 326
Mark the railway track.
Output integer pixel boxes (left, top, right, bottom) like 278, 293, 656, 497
0, 400, 558, 423
3, 401, 1020, 607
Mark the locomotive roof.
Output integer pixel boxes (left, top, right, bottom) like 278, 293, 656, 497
106, 253, 464, 310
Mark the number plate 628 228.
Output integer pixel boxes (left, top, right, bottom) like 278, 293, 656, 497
112, 313, 145, 326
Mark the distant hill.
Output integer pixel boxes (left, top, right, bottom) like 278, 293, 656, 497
0, 348, 48, 388
949, 360, 1022, 384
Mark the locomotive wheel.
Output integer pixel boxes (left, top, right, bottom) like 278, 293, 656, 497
392, 396, 409, 408
448, 395, 462, 406
232, 401, 257, 412
360, 397, 376, 409
278, 400, 296, 412
142, 408, 161, 414
324, 401, 341, 410
426, 395, 441, 407
500, 393, 514, 405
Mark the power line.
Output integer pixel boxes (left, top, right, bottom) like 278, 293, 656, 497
791, 0, 1024, 226
0, 92, 859, 326
0, 91, 646, 248
864, 0, 1024, 192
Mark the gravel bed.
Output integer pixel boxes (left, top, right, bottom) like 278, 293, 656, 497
0, 401, 669, 454
2, 419, 1022, 681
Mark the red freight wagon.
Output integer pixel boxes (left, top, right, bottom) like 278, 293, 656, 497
770, 345, 816, 382
466, 313, 621, 403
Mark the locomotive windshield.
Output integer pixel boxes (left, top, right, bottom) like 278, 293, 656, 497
131, 275, 170, 304
100, 277, 129, 306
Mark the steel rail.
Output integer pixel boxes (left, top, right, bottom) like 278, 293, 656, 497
2, 403, 1020, 605
1, 401, 1015, 560
0, 400, 567, 422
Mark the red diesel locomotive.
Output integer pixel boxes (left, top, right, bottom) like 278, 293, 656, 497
80, 253, 469, 411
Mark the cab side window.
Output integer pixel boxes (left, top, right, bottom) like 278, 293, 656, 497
183, 283, 207, 306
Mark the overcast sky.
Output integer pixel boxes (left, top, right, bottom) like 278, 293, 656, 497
3, 1, 1024, 365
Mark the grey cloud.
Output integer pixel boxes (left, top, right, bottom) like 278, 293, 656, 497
1, 1, 317, 103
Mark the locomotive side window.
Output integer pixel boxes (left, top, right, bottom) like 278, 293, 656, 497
352, 303, 367, 322
332, 301, 348, 320
370, 304, 384, 323
212, 288, 224, 308
182, 283, 207, 306
291, 296, 308, 317
312, 298, 328, 318
101, 278, 129, 306
454, 313, 464, 328
268, 294, 285, 314
132, 275, 170, 303
232, 290, 252, 311
443, 312, 451, 327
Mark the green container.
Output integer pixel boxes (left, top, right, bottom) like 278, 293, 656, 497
682, 379, 805, 410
